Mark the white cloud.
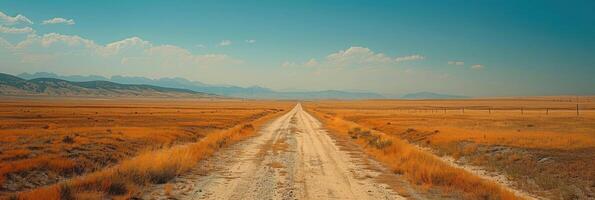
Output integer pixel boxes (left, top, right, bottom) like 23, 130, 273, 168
286, 46, 424, 68
102, 36, 151, 56
12, 33, 103, 64
0, 25, 34, 34
218, 40, 232, 46
7, 33, 240, 70
15, 33, 98, 49
42, 17, 75, 25
195, 44, 205, 48
41, 34, 96, 48
326, 46, 393, 66
245, 39, 256, 44
12, 33, 100, 61
129, 44, 240, 68
471, 64, 484, 70
395, 54, 425, 62
448, 61, 465, 66
0, 11, 33, 25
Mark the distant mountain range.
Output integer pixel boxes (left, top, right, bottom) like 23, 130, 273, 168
0, 73, 216, 98
7, 72, 468, 99
16, 72, 385, 99
400, 92, 468, 99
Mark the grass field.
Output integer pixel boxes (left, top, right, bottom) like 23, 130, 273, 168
0, 98, 293, 199
3, 97, 593, 199
304, 97, 595, 200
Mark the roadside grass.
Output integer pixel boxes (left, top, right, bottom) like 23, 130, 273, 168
340, 109, 595, 150
427, 128, 594, 150
13, 110, 285, 199
354, 117, 595, 150
306, 99, 595, 199
0, 156, 77, 184
0, 99, 292, 198
307, 108, 521, 200
309, 98, 595, 151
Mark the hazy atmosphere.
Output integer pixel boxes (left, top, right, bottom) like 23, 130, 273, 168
1, 1, 595, 200
1, 0, 594, 97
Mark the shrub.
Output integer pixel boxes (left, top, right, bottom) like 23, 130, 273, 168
149, 166, 178, 184
348, 127, 392, 149
59, 184, 74, 200
104, 179, 127, 195
62, 136, 75, 144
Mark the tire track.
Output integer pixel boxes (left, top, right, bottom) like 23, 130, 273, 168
143, 104, 405, 200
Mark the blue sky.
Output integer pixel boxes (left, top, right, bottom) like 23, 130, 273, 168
1, 0, 594, 96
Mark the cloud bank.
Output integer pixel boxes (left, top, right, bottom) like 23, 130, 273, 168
0, 11, 33, 25
42, 17, 75, 25
283, 46, 425, 68
1, 33, 241, 77
0, 25, 34, 34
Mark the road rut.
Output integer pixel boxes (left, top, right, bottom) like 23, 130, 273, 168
143, 104, 404, 200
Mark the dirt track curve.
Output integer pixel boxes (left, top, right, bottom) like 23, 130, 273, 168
143, 104, 405, 200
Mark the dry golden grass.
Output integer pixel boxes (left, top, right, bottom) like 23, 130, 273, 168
0, 97, 293, 198
307, 108, 520, 200
305, 97, 595, 199
306, 98, 595, 152
12, 104, 288, 199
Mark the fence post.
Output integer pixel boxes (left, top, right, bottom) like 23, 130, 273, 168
577, 104, 579, 116
521, 107, 523, 115
489, 107, 491, 114
546, 108, 549, 115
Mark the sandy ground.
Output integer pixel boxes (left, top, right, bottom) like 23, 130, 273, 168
143, 104, 404, 200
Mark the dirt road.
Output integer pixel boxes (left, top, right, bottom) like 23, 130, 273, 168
143, 104, 404, 199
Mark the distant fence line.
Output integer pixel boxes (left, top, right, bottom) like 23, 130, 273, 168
386, 104, 592, 116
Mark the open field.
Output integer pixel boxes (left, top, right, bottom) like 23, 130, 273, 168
304, 97, 595, 200
2, 97, 593, 199
0, 97, 293, 199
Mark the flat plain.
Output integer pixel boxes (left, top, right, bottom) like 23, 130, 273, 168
0, 97, 292, 199
304, 97, 595, 200
2, 97, 594, 200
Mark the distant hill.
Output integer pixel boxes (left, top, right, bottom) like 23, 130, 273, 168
18, 72, 110, 82
401, 92, 467, 99
0, 73, 217, 98
17, 72, 384, 99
